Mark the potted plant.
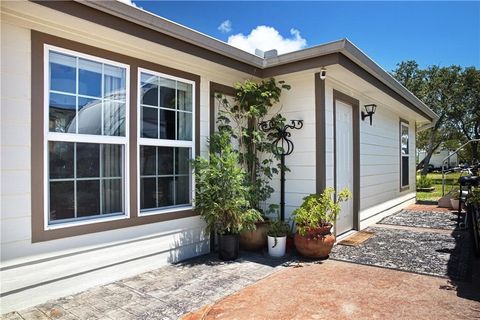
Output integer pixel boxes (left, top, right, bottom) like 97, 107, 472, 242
193, 132, 263, 261
214, 79, 291, 250
292, 187, 351, 259
266, 214, 290, 257
450, 190, 460, 210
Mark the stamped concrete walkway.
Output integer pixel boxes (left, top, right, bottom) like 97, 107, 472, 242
2, 204, 479, 319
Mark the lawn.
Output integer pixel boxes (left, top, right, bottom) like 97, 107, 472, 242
416, 172, 461, 202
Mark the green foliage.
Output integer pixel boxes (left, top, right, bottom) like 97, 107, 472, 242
450, 190, 460, 200
193, 131, 263, 235
417, 175, 433, 188
466, 189, 480, 207
292, 187, 352, 236
215, 78, 291, 213
392, 61, 480, 171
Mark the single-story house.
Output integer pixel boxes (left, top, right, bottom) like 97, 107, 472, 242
0, 0, 438, 312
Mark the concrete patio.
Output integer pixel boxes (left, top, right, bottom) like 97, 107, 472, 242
2, 204, 479, 319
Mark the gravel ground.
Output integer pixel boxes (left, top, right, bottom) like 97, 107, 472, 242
378, 209, 458, 230
331, 226, 472, 280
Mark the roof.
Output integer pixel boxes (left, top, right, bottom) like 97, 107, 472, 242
47, 0, 439, 122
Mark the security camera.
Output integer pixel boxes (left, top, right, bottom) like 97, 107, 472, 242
319, 68, 327, 80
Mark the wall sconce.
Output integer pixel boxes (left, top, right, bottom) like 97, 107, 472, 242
361, 104, 377, 125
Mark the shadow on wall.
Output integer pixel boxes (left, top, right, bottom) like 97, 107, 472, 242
167, 228, 210, 264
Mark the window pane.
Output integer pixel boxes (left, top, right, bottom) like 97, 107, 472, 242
103, 144, 122, 177
160, 109, 175, 139
141, 177, 157, 209
158, 177, 174, 207
178, 112, 192, 141
176, 176, 190, 205
175, 148, 190, 175
49, 52, 76, 94
158, 147, 174, 175
104, 65, 126, 100
160, 78, 176, 109
49, 93, 76, 133
401, 125, 409, 155
104, 101, 126, 136
78, 97, 102, 135
177, 82, 192, 111
103, 179, 122, 214
50, 181, 75, 221
49, 141, 74, 179
78, 58, 102, 97
77, 143, 100, 178
142, 107, 158, 138
77, 180, 100, 217
141, 73, 158, 106
140, 146, 156, 176
402, 157, 409, 187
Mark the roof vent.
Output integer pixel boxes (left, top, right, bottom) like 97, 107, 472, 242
254, 49, 278, 58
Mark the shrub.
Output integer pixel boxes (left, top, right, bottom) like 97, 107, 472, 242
417, 175, 433, 188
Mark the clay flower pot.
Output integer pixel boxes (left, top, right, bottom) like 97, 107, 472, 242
294, 224, 335, 259
239, 220, 270, 250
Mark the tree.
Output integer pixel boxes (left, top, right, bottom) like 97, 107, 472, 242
447, 67, 480, 162
392, 62, 463, 175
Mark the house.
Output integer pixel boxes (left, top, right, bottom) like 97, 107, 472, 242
0, 0, 438, 312
418, 148, 459, 169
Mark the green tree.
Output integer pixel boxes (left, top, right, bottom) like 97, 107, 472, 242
447, 67, 480, 162
392, 61, 463, 175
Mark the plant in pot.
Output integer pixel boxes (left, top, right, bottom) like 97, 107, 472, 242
193, 132, 263, 261
266, 213, 290, 257
450, 190, 460, 210
292, 187, 351, 259
214, 78, 291, 250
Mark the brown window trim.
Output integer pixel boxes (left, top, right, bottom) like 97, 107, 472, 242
31, 31, 200, 242
399, 118, 410, 192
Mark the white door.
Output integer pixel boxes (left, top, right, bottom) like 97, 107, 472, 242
335, 100, 354, 235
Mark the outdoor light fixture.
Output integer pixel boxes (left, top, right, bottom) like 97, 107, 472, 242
319, 67, 327, 80
362, 104, 377, 125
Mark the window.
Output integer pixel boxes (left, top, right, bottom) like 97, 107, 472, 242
45, 46, 129, 227
400, 121, 409, 189
138, 69, 194, 215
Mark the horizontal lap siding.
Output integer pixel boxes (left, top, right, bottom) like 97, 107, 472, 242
0, 2, 255, 312
325, 80, 416, 226
264, 73, 316, 219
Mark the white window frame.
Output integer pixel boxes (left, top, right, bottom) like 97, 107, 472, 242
43, 45, 130, 230
137, 68, 195, 217
400, 121, 410, 189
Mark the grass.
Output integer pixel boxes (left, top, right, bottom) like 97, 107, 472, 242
416, 172, 461, 202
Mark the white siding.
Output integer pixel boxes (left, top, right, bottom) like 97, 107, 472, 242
325, 79, 416, 226
0, 2, 253, 312
264, 72, 317, 219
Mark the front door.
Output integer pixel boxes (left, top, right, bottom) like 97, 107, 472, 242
335, 100, 354, 235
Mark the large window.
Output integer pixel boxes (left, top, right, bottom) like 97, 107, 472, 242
138, 69, 194, 214
45, 46, 129, 227
400, 121, 409, 189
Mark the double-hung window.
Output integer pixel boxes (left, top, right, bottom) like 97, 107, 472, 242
138, 69, 194, 215
45, 46, 129, 228
400, 121, 409, 189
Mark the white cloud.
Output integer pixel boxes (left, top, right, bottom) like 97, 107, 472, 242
116, 0, 138, 7
227, 26, 307, 55
218, 20, 232, 34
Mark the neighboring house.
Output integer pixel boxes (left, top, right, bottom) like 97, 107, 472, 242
418, 148, 458, 169
0, 0, 438, 312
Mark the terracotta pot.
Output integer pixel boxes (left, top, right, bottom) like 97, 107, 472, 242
294, 224, 335, 259
239, 221, 270, 250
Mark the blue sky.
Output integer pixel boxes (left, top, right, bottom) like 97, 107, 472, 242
133, 1, 479, 71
